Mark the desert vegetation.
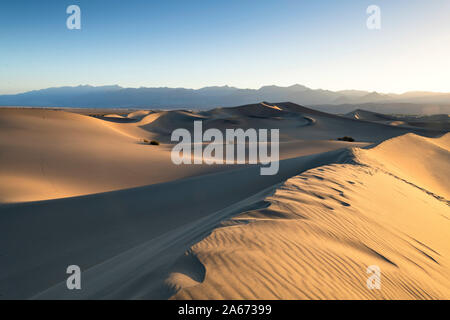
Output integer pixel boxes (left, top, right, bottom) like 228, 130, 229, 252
337, 136, 355, 142
143, 138, 160, 145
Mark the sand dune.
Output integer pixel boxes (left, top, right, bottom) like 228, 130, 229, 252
0, 147, 353, 299
0, 108, 219, 202
103, 114, 126, 119
356, 133, 450, 200
0, 104, 448, 300
345, 109, 450, 131
1, 107, 307, 203
172, 134, 450, 299
0, 132, 448, 299
1, 103, 384, 203
126, 110, 151, 120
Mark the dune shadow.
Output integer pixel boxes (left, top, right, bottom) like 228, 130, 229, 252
94, 115, 139, 123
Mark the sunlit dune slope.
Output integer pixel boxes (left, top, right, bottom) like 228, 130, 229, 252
0, 132, 448, 299
172, 133, 450, 299
0, 109, 231, 203
0, 105, 379, 203
356, 133, 450, 199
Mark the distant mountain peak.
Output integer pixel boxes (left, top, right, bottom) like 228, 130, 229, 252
1, 84, 449, 110
288, 84, 310, 91
258, 84, 309, 91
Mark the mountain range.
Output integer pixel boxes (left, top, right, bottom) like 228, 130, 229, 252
1, 84, 450, 114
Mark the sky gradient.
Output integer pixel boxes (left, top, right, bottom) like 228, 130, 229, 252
1, 0, 449, 94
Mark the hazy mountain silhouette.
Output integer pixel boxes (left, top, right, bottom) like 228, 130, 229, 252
0, 84, 449, 112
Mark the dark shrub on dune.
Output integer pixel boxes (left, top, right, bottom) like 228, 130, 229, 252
337, 136, 355, 142
143, 139, 160, 145
150, 140, 160, 145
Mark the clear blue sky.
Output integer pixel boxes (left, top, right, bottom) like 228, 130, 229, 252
1, 0, 449, 94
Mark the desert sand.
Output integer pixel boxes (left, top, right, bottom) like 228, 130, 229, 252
0, 102, 448, 299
